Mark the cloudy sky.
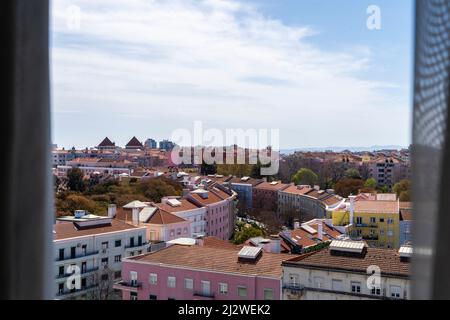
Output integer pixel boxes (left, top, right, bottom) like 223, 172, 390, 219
50, 0, 414, 149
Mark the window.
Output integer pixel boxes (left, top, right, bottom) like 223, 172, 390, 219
115, 240, 122, 247
149, 295, 157, 300
130, 292, 138, 301
58, 283, 64, 294
219, 283, 228, 295
70, 246, 76, 259
380, 218, 385, 223
201, 281, 211, 296
332, 279, 343, 291
263, 288, 274, 300
371, 287, 381, 295
351, 281, 361, 293
289, 274, 299, 287
356, 217, 363, 225
149, 273, 157, 285
114, 271, 121, 279
167, 276, 176, 288
170, 230, 175, 237
370, 217, 376, 224
58, 265, 64, 276
314, 276, 324, 289
130, 271, 138, 286
101, 274, 108, 281
101, 257, 108, 266
390, 285, 401, 298
387, 218, 394, 224
185, 278, 193, 290
387, 230, 394, 237
101, 241, 108, 250
114, 255, 121, 262
58, 248, 64, 260
237, 286, 247, 298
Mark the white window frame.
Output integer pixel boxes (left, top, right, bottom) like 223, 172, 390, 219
237, 286, 247, 298
219, 282, 228, 295
149, 273, 157, 285
167, 276, 176, 288
184, 278, 193, 290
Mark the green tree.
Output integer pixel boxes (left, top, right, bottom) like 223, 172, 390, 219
139, 178, 182, 202
292, 168, 318, 186
344, 168, 361, 180
56, 194, 104, 216
393, 180, 411, 201
364, 178, 377, 189
334, 178, 364, 197
233, 225, 265, 244
67, 168, 86, 192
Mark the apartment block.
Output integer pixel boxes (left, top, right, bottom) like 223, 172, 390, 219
53, 211, 148, 300
115, 243, 292, 300
282, 240, 411, 300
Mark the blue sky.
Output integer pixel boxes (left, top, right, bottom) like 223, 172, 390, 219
51, 0, 414, 149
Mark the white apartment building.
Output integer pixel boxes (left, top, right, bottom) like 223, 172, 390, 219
53, 210, 148, 300
157, 197, 207, 238
281, 240, 411, 300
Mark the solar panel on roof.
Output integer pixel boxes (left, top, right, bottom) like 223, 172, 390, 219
238, 246, 262, 260
330, 240, 365, 253
301, 224, 317, 234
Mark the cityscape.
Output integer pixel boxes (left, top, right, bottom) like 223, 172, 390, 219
52, 138, 412, 300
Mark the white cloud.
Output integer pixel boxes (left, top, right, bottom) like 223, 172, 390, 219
50, 0, 410, 148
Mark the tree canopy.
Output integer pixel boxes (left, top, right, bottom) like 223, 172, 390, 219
291, 168, 318, 186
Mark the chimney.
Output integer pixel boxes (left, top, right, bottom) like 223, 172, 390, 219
108, 204, 117, 218
349, 196, 356, 226
196, 235, 205, 246
318, 220, 323, 241
294, 219, 300, 229
132, 208, 140, 225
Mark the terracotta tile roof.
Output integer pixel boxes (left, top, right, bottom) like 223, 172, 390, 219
147, 210, 187, 225
54, 219, 138, 240
228, 177, 264, 186
157, 199, 201, 212
254, 181, 289, 191
202, 236, 242, 250
281, 184, 313, 196
399, 202, 412, 209
400, 209, 413, 221
98, 137, 115, 147
189, 189, 230, 205
281, 220, 342, 249
130, 245, 295, 278
283, 247, 410, 278
353, 200, 399, 214
126, 136, 143, 148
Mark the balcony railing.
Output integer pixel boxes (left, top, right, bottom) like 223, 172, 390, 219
125, 242, 149, 250
355, 223, 378, 228
282, 284, 305, 291
362, 235, 379, 241
55, 267, 99, 280
56, 284, 98, 299
56, 251, 99, 263
113, 281, 142, 292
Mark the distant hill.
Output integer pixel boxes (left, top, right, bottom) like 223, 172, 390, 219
280, 145, 407, 154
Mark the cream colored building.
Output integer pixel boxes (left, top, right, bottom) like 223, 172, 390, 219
281, 240, 411, 300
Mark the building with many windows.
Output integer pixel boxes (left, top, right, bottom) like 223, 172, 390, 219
330, 196, 401, 248
53, 211, 148, 299
281, 240, 411, 300
115, 243, 293, 300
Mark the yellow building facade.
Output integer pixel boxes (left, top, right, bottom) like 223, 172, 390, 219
330, 200, 400, 249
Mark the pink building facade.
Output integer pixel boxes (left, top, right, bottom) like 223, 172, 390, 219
187, 187, 236, 241
115, 244, 288, 300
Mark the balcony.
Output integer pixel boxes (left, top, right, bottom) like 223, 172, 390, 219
55, 284, 98, 299
113, 281, 142, 292
355, 223, 378, 228
125, 242, 149, 251
55, 251, 99, 264
55, 267, 99, 280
